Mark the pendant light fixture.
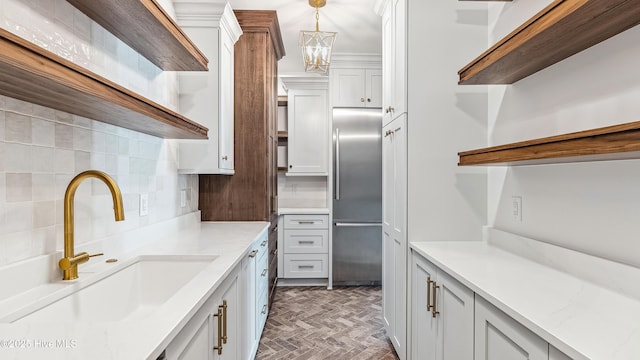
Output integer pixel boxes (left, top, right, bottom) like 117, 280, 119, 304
299, 0, 337, 73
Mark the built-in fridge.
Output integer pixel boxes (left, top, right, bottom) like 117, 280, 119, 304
332, 108, 382, 285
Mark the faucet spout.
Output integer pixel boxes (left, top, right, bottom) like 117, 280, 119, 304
60, 170, 125, 280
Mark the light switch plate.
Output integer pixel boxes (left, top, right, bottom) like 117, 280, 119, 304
139, 193, 149, 216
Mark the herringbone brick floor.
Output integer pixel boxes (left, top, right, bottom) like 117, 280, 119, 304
256, 286, 399, 360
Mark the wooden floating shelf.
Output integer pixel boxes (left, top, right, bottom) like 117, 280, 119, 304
458, 0, 640, 84
0, 28, 208, 139
458, 121, 640, 166
67, 0, 208, 71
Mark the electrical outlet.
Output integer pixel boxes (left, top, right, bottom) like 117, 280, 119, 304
180, 190, 187, 208
512, 196, 522, 222
139, 193, 149, 216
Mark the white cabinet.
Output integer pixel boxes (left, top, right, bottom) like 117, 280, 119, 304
174, 2, 242, 174
382, 114, 407, 359
475, 296, 547, 360
410, 250, 474, 360
377, 0, 406, 126
165, 265, 241, 360
242, 232, 269, 360
281, 214, 329, 279
330, 68, 382, 108
280, 77, 329, 176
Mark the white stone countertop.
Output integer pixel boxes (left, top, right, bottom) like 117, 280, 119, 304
0, 217, 269, 360
277, 207, 330, 215
410, 240, 640, 360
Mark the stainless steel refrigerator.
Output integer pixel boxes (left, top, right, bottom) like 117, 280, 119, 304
332, 108, 382, 285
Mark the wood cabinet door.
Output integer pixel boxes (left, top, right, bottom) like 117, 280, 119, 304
475, 296, 547, 360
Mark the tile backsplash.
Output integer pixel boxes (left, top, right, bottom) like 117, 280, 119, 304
0, 0, 198, 267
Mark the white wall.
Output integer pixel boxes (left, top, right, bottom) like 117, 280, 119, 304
488, 2, 640, 268
0, 0, 198, 267
407, 0, 488, 242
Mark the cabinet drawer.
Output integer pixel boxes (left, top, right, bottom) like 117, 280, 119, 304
284, 229, 328, 253
284, 214, 329, 229
283, 254, 329, 278
256, 250, 269, 296
257, 288, 269, 333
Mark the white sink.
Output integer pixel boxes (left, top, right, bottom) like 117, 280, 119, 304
14, 254, 218, 323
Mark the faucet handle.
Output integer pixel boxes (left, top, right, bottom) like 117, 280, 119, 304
89, 253, 104, 258
58, 252, 104, 271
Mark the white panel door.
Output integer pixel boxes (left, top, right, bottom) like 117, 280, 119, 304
391, 0, 406, 119
436, 271, 474, 360
287, 89, 328, 175
475, 296, 548, 360
216, 270, 240, 360
218, 28, 235, 170
331, 69, 366, 107
366, 69, 383, 108
381, 0, 393, 126
411, 251, 437, 360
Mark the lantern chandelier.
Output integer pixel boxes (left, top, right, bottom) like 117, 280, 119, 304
299, 0, 337, 73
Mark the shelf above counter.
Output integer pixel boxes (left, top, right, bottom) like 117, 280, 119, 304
458, 0, 640, 84
67, 0, 208, 71
458, 120, 640, 166
0, 28, 208, 139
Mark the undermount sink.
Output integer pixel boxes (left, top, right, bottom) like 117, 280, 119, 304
14, 254, 218, 323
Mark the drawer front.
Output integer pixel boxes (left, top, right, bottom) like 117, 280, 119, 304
284, 229, 329, 253
256, 250, 269, 296
283, 254, 329, 278
284, 214, 329, 229
257, 288, 269, 333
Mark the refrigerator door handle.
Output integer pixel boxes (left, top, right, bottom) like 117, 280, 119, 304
334, 222, 383, 227
335, 127, 340, 200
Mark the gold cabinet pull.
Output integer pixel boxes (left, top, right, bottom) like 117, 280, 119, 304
261, 304, 268, 314
222, 300, 228, 344
431, 281, 440, 318
248, 249, 259, 258
261, 268, 268, 277
213, 307, 223, 355
426, 276, 433, 312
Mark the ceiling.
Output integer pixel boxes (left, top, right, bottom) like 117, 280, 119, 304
227, 0, 382, 75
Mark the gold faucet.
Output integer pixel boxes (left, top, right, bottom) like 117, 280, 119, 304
58, 170, 125, 280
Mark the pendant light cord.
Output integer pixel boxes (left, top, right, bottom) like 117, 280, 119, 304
315, 0, 320, 32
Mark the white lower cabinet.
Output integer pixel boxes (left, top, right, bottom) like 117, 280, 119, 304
165, 265, 240, 360
410, 250, 473, 360
474, 296, 547, 360
281, 214, 329, 279
165, 234, 269, 360
410, 250, 573, 360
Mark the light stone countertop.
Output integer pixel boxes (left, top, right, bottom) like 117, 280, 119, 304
0, 217, 269, 360
410, 240, 640, 360
278, 207, 330, 215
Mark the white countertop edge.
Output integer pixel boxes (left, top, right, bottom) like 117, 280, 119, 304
277, 207, 330, 215
410, 238, 640, 360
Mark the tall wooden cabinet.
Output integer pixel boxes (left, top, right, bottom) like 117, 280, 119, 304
199, 10, 285, 307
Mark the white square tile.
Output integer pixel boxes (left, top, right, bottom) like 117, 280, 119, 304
32, 104, 55, 121
0, 111, 5, 141
4, 143, 31, 172
73, 8, 91, 40
54, 148, 74, 174
31, 117, 55, 147
31, 146, 55, 173
54, 110, 73, 125
74, 151, 91, 172
5, 112, 32, 143
4, 97, 32, 115
91, 130, 106, 153
33, 201, 55, 228
90, 152, 106, 171
105, 133, 118, 154
32, 173, 55, 202
73, 127, 91, 151
55, 123, 73, 149
4, 202, 33, 234
54, 0, 74, 30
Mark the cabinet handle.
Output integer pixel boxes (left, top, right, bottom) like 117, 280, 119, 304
221, 300, 228, 344
298, 240, 314, 244
367, 98, 371, 102
298, 221, 315, 224
248, 249, 259, 258
298, 265, 314, 269
360, 97, 365, 102
222, 155, 228, 160
261, 268, 268, 277
426, 277, 433, 312
213, 307, 223, 355
272, 249, 278, 255
431, 281, 440, 318
261, 240, 268, 247
261, 304, 268, 314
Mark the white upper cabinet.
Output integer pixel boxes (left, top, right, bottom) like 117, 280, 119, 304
175, 2, 242, 174
377, 0, 406, 126
330, 68, 382, 108
281, 77, 329, 176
